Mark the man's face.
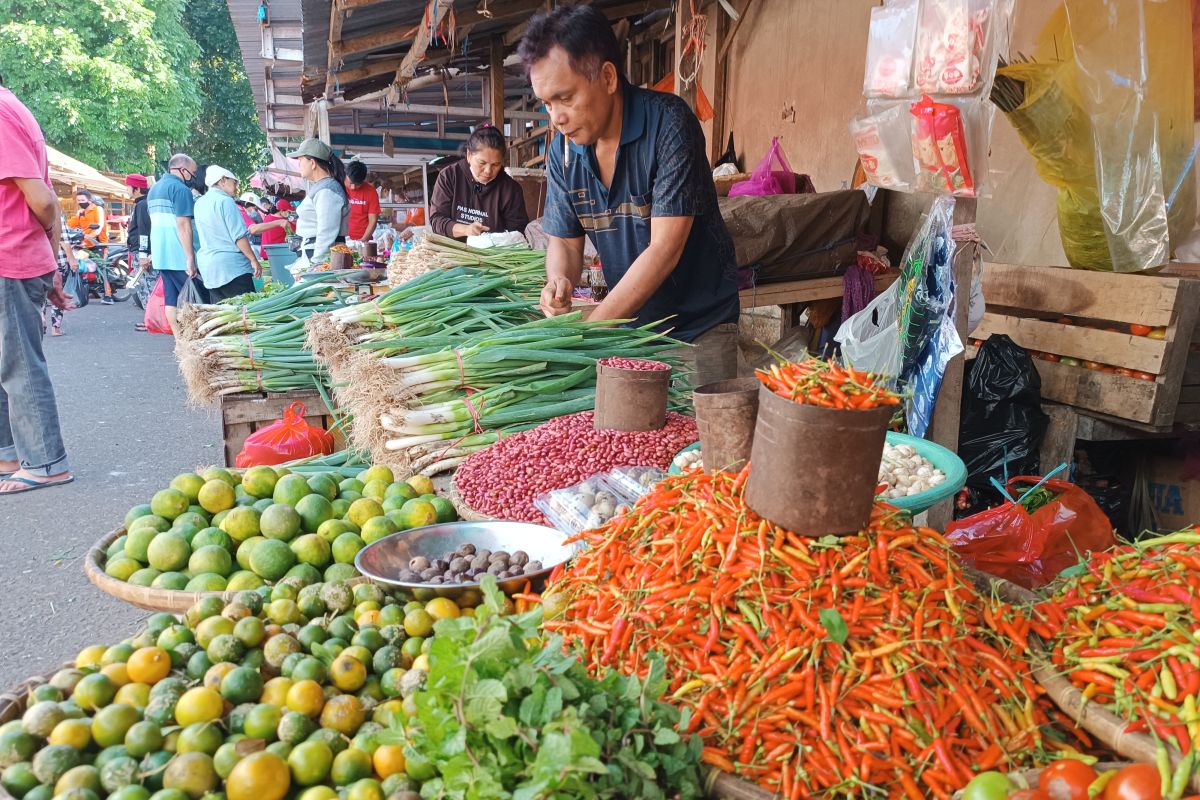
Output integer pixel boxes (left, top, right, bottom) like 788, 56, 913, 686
530, 46, 619, 147
76, 194, 90, 209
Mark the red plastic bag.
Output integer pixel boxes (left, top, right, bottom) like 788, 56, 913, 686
946, 476, 1116, 589
728, 137, 797, 197
234, 402, 335, 468
144, 276, 171, 334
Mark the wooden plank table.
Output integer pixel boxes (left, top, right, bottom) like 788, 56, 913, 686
738, 273, 898, 338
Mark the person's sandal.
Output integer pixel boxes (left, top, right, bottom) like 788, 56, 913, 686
0, 475, 74, 495
51, 327, 63, 337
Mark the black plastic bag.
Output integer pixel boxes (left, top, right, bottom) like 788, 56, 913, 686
64, 271, 88, 308
957, 334, 1049, 515
179, 276, 205, 307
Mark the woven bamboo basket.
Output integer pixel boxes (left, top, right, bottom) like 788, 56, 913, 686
444, 486, 495, 523
1032, 640, 1200, 792
85, 527, 365, 613
949, 763, 1131, 798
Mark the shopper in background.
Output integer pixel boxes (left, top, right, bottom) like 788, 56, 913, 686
124, 174, 151, 263
237, 192, 265, 251
67, 188, 108, 247
194, 166, 261, 302
344, 160, 380, 243
146, 152, 200, 334
430, 125, 529, 240
250, 197, 291, 259
0, 82, 74, 495
288, 138, 348, 269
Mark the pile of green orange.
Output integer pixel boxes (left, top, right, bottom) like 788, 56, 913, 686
0, 578, 492, 800
101, 465, 458, 592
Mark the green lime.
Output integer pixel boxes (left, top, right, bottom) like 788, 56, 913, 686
124, 504, 155, 528
359, 517, 397, 545
294, 495, 334, 534
175, 723, 223, 756
152, 572, 189, 591
272, 474, 312, 507
90, 704, 139, 748
429, 497, 457, 523
324, 563, 359, 583
241, 467, 279, 499
147, 533, 191, 573
241, 705, 282, 741
184, 574, 227, 593
259, 506, 302, 542
396, 500, 436, 530
151, 490, 190, 521
249, 539, 296, 581
197, 481, 236, 515
220, 508, 261, 544
219, 667, 262, 705
128, 567, 162, 587
188, 546, 233, 578
287, 741, 332, 786
330, 533, 365, 565
306, 475, 339, 503
124, 722, 164, 758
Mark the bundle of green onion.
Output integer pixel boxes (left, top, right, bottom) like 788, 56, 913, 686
388, 233, 546, 290
369, 314, 689, 475
175, 276, 357, 403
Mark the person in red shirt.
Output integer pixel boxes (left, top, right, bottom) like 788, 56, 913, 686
0, 83, 74, 494
249, 197, 292, 259
344, 161, 380, 242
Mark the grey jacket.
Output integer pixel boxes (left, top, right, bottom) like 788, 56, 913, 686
295, 177, 349, 264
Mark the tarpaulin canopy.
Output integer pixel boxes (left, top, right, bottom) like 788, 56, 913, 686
47, 146, 129, 198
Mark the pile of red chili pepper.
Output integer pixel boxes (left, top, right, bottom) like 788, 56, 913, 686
545, 467, 1060, 799
1034, 530, 1200, 759
756, 358, 902, 409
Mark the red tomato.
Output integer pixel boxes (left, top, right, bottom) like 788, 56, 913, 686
1130, 323, 1153, 336
1103, 764, 1162, 800
1115, 368, 1136, 377
1042, 353, 1061, 363
1057, 317, 1075, 325
1039, 759, 1098, 800
1132, 371, 1156, 381
1104, 327, 1121, 333
1082, 360, 1104, 370
1012, 791, 1052, 800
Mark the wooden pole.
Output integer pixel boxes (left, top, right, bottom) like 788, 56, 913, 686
490, 37, 507, 130
709, 3, 728, 166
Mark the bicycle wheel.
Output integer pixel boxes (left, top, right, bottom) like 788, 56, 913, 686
110, 264, 139, 302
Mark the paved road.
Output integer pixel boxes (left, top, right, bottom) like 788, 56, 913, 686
1, 300, 223, 688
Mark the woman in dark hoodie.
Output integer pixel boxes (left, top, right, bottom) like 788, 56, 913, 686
429, 125, 529, 240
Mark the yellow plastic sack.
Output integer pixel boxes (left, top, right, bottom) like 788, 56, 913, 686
1000, 1, 1195, 272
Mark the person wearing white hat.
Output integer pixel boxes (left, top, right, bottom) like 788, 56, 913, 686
193, 165, 261, 301
236, 191, 265, 251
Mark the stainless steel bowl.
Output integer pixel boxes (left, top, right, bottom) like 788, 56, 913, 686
354, 520, 575, 600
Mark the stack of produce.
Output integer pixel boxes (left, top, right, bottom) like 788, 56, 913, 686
544, 467, 1062, 799
99, 465, 457, 593
307, 267, 687, 474
0, 574, 703, 800
175, 277, 358, 404
454, 411, 697, 522
0, 577, 487, 800
386, 234, 545, 289
1034, 530, 1200, 788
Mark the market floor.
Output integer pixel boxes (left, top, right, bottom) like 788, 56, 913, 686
0, 300, 222, 688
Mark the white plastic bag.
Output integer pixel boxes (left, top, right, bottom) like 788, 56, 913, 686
835, 281, 902, 380
863, 0, 918, 98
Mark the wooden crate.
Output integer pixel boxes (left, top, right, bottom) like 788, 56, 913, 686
967, 263, 1200, 428
219, 389, 342, 467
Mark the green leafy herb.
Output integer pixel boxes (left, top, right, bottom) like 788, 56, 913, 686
369, 576, 703, 799
819, 608, 849, 645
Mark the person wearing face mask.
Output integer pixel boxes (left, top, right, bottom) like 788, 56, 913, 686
147, 153, 201, 333
287, 139, 349, 270
520, 6, 740, 385
429, 125, 529, 241
193, 166, 261, 301
67, 189, 108, 247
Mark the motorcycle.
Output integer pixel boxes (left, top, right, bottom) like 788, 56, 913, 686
66, 227, 145, 303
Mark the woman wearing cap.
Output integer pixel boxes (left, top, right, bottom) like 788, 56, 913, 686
430, 125, 529, 241
193, 166, 262, 301
236, 192, 265, 251
287, 138, 349, 269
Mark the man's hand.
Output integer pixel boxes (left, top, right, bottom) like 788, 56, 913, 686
466, 221, 489, 237
540, 276, 574, 317
186, 259, 197, 278
254, 261, 263, 278
48, 270, 75, 311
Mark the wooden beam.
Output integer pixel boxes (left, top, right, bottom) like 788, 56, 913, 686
489, 37, 506, 128
672, 0, 696, 112
331, 24, 417, 60
393, 0, 453, 90
505, 0, 668, 46
328, 57, 406, 86
717, 0, 752, 63
457, 0, 546, 26
709, 3, 728, 165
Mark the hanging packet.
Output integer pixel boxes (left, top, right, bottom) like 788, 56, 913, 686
863, 0, 919, 98
849, 102, 918, 190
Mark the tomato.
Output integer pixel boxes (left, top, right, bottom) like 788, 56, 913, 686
1042, 353, 1061, 363
1057, 317, 1075, 325
1148, 327, 1167, 340
962, 771, 1012, 800
1060, 357, 1082, 367
1115, 368, 1136, 377
1039, 759, 1097, 800
1012, 791, 1052, 800
1103, 764, 1162, 800
1132, 371, 1156, 381
1130, 323, 1153, 336
1082, 360, 1104, 370
1104, 327, 1121, 333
